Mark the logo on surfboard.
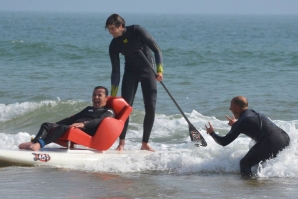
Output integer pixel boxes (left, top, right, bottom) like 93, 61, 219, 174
32, 153, 51, 162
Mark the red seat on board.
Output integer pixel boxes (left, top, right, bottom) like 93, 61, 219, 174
56, 96, 132, 151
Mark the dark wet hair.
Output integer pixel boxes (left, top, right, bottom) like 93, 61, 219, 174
94, 86, 108, 96
105, 14, 125, 29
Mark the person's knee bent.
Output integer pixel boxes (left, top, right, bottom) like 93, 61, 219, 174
240, 157, 252, 174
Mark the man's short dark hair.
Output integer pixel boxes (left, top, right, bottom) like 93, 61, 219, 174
94, 86, 108, 96
105, 14, 125, 29
232, 96, 248, 108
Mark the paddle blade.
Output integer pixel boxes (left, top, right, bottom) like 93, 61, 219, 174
189, 126, 207, 147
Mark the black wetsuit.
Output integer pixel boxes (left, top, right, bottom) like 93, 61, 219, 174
210, 109, 290, 175
32, 106, 114, 148
109, 25, 163, 143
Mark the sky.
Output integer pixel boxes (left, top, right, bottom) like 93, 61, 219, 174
0, 0, 298, 15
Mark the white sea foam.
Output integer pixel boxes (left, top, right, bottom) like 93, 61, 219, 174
0, 100, 85, 123
0, 110, 297, 178
0, 101, 58, 122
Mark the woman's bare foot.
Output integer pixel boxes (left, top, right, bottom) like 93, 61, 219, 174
141, 142, 155, 152
18, 142, 34, 149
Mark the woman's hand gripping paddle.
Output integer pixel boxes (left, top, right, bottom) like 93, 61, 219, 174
139, 50, 207, 147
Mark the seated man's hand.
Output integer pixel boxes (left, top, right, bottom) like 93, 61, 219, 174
70, 122, 85, 128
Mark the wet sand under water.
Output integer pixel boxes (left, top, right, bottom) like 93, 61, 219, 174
0, 165, 297, 199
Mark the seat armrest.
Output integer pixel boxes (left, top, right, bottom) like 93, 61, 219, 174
116, 105, 133, 122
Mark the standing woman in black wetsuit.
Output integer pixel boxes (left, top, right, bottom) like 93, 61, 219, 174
105, 14, 163, 151
205, 96, 290, 177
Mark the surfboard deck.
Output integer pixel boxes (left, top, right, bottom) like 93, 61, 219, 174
0, 148, 154, 167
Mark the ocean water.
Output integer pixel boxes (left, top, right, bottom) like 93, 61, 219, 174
0, 11, 298, 198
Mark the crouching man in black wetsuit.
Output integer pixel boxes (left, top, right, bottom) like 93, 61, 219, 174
205, 96, 290, 177
105, 14, 164, 152
18, 86, 114, 151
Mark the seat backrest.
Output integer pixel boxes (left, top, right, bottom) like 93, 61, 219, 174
106, 96, 131, 119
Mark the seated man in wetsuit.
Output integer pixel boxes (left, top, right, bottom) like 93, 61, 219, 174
18, 86, 114, 151
205, 96, 290, 177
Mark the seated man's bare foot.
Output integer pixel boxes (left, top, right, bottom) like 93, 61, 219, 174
29, 143, 41, 151
18, 142, 34, 149
141, 142, 155, 152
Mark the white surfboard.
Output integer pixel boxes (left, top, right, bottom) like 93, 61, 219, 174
0, 148, 154, 167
